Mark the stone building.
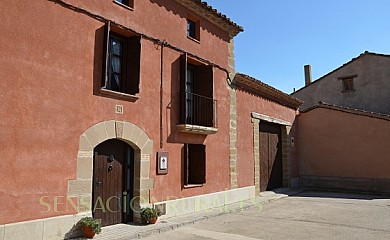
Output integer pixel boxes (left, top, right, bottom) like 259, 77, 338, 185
293, 51, 390, 115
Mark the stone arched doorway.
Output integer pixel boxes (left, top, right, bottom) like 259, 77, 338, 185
93, 139, 134, 226
67, 120, 154, 223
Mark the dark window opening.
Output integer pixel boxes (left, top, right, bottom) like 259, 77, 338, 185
186, 65, 195, 123
102, 23, 141, 96
187, 20, 196, 39
342, 78, 355, 92
114, 0, 134, 8
180, 54, 216, 127
184, 144, 206, 185
116, 0, 129, 5
108, 36, 124, 92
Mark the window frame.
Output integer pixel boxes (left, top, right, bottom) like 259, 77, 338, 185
107, 34, 125, 92
179, 54, 215, 128
339, 75, 357, 93
184, 144, 206, 187
99, 22, 141, 102
186, 18, 200, 42
113, 0, 134, 10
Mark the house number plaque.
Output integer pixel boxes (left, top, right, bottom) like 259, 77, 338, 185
157, 151, 168, 175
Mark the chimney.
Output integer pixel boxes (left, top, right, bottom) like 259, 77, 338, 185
304, 65, 312, 86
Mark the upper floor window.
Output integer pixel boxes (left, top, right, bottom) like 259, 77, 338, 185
339, 75, 357, 93
179, 53, 215, 128
107, 36, 124, 92
114, 0, 134, 9
187, 19, 200, 42
187, 20, 196, 38
101, 23, 141, 99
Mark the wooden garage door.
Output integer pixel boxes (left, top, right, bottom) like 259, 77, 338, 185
259, 121, 282, 191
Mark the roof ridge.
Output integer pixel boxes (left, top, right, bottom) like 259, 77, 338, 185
302, 101, 390, 121
293, 51, 390, 94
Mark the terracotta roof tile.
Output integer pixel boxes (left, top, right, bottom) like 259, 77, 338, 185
173, 0, 243, 37
302, 101, 390, 121
234, 73, 303, 109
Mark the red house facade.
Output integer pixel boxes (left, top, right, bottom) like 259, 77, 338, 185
0, 0, 300, 239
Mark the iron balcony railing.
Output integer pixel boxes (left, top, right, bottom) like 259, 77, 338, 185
180, 91, 217, 128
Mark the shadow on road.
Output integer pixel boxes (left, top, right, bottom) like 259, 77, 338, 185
277, 188, 390, 200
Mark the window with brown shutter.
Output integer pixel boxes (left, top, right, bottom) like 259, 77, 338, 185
100, 22, 141, 100
179, 54, 215, 128
184, 144, 206, 185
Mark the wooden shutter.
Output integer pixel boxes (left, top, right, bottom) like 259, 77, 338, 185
183, 144, 189, 185
196, 65, 214, 127
102, 22, 111, 88
179, 54, 188, 124
188, 144, 206, 184
125, 36, 141, 95
195, 65, 213, 98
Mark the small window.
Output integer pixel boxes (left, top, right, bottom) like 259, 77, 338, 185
187, 20, 196, 38
114, 0, 134, 9
342, 79, 354, 92
184, 144, 206, 186
187, 19, 199, 41
102, 23, 141, 96
339, 75, 357, 93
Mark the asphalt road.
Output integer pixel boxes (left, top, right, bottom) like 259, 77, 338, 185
142, 190, 390, 240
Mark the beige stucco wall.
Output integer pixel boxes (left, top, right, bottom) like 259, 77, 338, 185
293, 54, 390, 115
298, 107, 390, 182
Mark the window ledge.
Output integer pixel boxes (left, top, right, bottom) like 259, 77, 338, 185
113, 0, 134, 11
187, 36, 200, 44
184, 184, 203, 189
98, 88, 139, 102
176, 124, 217, 135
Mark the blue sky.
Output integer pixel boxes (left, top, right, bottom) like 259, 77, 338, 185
206, 0, 390, 93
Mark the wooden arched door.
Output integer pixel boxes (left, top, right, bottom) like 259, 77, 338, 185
93, 139, 134, 226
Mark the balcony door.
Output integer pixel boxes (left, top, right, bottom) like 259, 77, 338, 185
186, 65, 195, 124
180, 53, 214, 127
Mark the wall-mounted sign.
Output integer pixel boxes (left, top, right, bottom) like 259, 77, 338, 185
115, 105, 124, 114
157, 151, 168, 175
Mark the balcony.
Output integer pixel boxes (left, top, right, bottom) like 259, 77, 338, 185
177, 92, 218, 135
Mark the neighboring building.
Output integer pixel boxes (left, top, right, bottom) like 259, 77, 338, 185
0, 1, 300, 239
292, 51, 390, 115
292, 52, 390, 193
297, 102, 390, 193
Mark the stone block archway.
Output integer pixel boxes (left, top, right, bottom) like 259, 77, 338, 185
67, 120, 154, 223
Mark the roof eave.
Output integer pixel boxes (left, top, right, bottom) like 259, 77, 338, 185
302, 102, 390, 121
234, 73, 303, 110
173, 0, 244, 37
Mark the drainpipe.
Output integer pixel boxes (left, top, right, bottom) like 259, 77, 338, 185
159, 41, 166, 149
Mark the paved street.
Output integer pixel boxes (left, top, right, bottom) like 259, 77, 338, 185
142, 191, 390, 240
